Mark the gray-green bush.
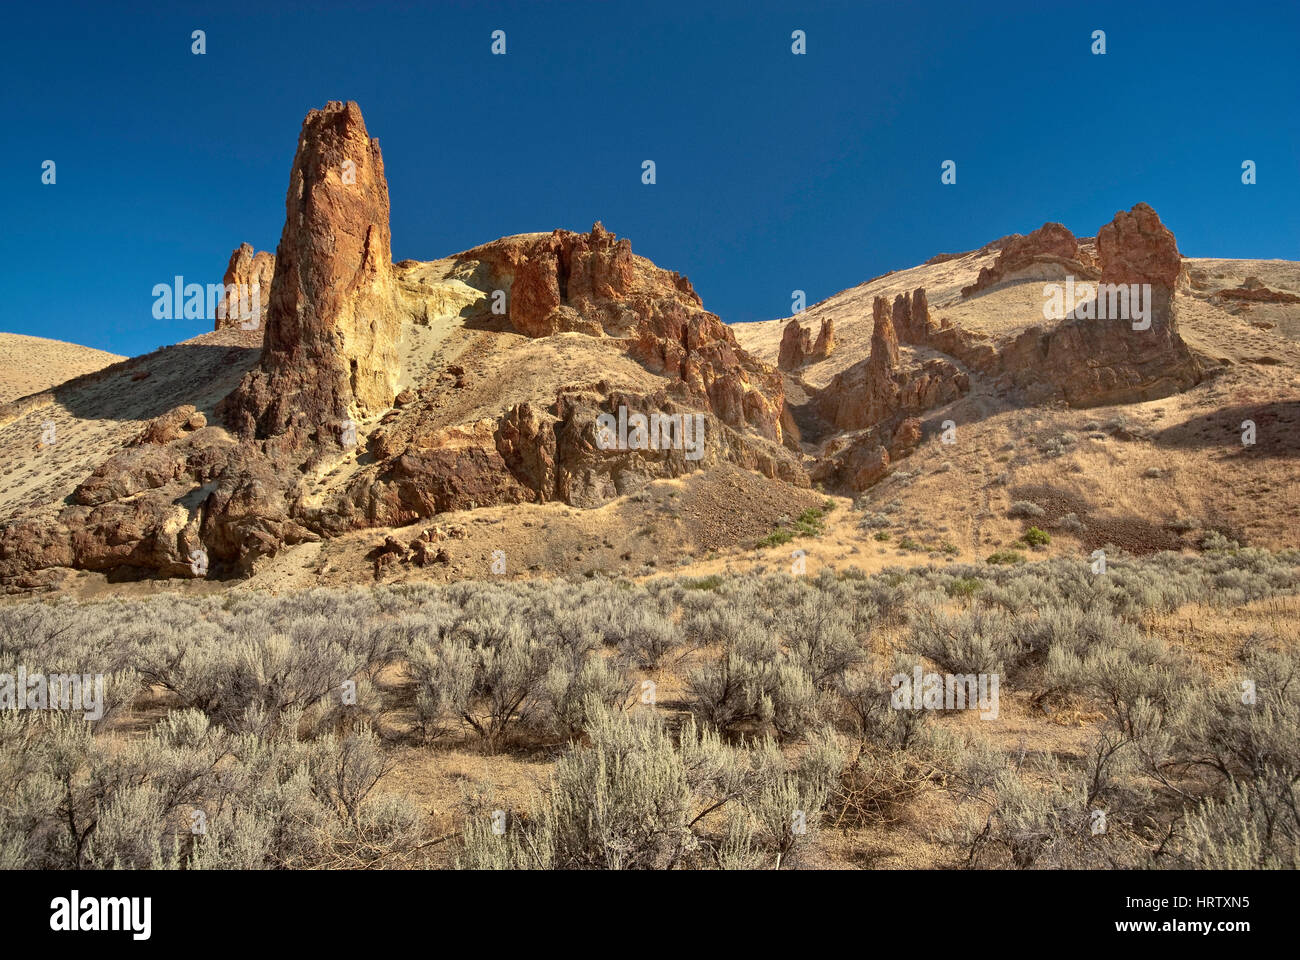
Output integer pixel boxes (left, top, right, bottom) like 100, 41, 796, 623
1, 545, 1297, 870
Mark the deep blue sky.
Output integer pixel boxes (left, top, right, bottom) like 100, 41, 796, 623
3, 0, 1297, 357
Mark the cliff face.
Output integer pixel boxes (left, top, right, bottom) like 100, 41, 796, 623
455, 223, 793, 449
1001, 203, 1201, 406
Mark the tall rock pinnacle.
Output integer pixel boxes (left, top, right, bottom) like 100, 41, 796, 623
778, 317, 835, 370
220, 100, 399, 446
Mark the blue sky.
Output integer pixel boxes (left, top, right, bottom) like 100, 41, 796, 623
3, 0, 1297, 357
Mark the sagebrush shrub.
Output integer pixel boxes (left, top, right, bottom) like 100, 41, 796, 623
460, 704, 842, 870
909, 606, 1016, 677
1175, 768, 1300, 869
4, 546, 1299, 870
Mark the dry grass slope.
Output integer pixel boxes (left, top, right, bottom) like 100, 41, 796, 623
0, 333, 123, 404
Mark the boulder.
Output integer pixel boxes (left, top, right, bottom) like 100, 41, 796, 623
132, 405, 206, 445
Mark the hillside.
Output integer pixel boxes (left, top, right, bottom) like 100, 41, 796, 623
0, 333, 123, 403
0, 102, 1296, 601
730, 242, 1300, 570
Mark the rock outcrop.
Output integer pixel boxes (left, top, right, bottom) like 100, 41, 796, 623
3, 103, 813, 587
810, 415, 924, 492
507, 223, 633, 337
215, 243, 275, 330
131, 404, 207, 445
891, 289, 936, 344
219, 100, 399, 446
1097, 203, 1183, 291
1211, 277, 1300, 305
961, 222, 1098, 298
797, 290, 966, 492
3, 421, 245, 579
998, 203, 1200, 405
778, 320, 809, 370
778, 317, 835, 370
322, 380, 807, 528
812, 318, 835, 361
816, 296, 968, 432
457, 223, 792, 448
882, 206, 1201, 409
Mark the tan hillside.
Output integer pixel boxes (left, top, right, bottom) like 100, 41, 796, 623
0, 102, 1296, 601
733, 239, 1300, 560
0, 333, 123, 404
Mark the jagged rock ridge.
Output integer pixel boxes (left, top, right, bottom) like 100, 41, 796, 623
1, 102, 809, 586
0, 104, 1218, 591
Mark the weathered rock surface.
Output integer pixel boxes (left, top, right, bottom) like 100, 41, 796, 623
201, 458, 319, 573
812, 317, 835, 361
321, 381, 806, 529
778, 317, 835, 370
961, 222, 1098, 298
132, 404, 206, 445
870, 206, 1202, 410
816, 296, 968, 432
1212, 279, 1300, 304
462, 224, 791, 448
891, 289, 936, 344
72, 446, 189, 506
997, 203, 1200, 405
810, 416, 924, 492
219, 100, 399, 446
215, 243, 275, 330
778, 320, 810, 370
1097, 203, 1183, 290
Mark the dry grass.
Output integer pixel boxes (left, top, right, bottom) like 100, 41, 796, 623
0, 333, 123, 404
